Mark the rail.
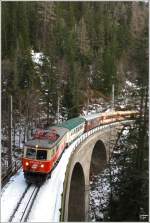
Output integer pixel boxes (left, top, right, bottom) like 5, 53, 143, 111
9, 185, 40, 222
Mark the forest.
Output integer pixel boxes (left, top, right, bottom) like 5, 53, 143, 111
2, 1, 149, 221
2, 1, 148, 120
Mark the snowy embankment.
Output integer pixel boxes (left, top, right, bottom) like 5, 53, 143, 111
1, 170, 28, 222
27, 141, 78, 222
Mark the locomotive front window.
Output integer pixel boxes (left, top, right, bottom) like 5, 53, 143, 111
26, 148, 36, 159
36, 150, 47, 160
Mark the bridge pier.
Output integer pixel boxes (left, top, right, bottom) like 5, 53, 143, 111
85, 184, 90, 221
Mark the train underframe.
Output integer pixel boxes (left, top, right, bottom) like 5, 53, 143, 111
24, 171, 51, 186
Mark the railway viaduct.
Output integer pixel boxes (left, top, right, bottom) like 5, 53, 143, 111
60, 121, 132, 222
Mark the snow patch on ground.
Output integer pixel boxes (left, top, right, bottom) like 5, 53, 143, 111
126, 80, 137, 88
1, 170, 28, 222
31, 50, 44, 65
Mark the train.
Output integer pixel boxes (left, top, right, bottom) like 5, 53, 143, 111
22, 110, 139, 184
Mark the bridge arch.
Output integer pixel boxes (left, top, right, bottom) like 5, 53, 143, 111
90, 140, 107, 177
68, 162, 85, 221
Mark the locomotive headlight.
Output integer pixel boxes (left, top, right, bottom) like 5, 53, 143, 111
40, 164, 44, 168
25, 161, 29, 166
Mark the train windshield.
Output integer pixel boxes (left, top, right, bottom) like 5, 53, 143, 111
26, 148, 36, 159
37, 150, 47, 160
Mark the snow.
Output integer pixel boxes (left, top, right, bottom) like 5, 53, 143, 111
1, 170, 28, 222
31, 50, 44, 66
125, 80, 140, 90
126, 80, 136, 88
82, 104, 104, 116
27, 140, 80, 222
12, 185, 37, 222
122, 129, 129, 136
82, 108, 114, 121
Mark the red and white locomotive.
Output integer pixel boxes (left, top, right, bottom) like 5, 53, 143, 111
22, 117, 85, 184
22, 126, 68, 183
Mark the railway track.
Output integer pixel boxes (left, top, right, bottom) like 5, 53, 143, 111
9, 185, 40, 222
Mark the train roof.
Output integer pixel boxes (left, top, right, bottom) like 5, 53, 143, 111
25, 126, 68, 149
82, 110, 118, 121
82, 112, 103, 121
57, 117, 85, 130
82, 110, 139, 121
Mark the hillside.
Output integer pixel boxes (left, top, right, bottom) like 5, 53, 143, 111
2, 1, 148, 123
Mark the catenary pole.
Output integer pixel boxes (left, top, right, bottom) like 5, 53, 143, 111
112, 84, 115, 110
57, 96, 60, 124
8, 95, 13, 169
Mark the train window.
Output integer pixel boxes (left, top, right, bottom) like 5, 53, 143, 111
26, 148, 36, 159
37, 150, 47, 160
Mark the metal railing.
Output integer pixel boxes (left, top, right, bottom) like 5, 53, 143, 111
2, 160, 22, 187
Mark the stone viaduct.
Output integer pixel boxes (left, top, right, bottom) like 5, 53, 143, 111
60, 121, 133, 222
